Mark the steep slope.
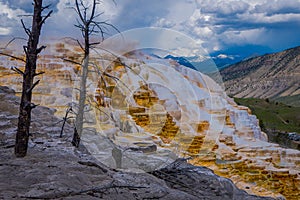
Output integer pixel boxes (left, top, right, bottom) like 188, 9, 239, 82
220, 46, 300, 105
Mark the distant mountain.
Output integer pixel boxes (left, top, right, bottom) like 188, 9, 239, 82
164, 55, 197, 70
211, 56, 238, 69
220, 46, 300, 106
164, 55, 223, 74
210, 45, 272, 68
164, 44, 271, 71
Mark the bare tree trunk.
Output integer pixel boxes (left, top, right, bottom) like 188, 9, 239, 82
15, 0, 51, 157
72, 0, 93, 147
73, 53, 89, 147
71, 0, 119, 147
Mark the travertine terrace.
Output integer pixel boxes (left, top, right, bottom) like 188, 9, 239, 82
0, 41, 299, 199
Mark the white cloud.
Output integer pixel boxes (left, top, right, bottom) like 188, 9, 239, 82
153, 18, 176, 28
197, 0, 249, 16
0, 2, 28, 19
216, 54, 235, 59
183, 0, 300, 51
221, 28, 266, 45
0, 2, 29, 37
163, 0, 196, 23
1, 0, 300, 54
44, 0, 76, 37
253, 0, 300, 14
217, 54, 228, 59
0, 27, 11, 35
240, 12, 300, 24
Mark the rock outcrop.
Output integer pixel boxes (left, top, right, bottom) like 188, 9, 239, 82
78, 51, 299, 199
0, 86, 273, 200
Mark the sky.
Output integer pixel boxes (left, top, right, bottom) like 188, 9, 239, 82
1, 0, 300, 60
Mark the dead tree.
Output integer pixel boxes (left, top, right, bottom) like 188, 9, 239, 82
72, 0, 118, 147
14, 0, 52, 157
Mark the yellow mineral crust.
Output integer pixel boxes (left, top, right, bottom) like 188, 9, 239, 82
1, 44, 299, 200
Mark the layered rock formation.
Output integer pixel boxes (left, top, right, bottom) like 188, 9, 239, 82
85, 52, 299, 199
0, 42, 78, 116
0, 86, 274, 200
0, 42, 299, 199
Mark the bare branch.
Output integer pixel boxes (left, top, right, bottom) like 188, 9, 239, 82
112, 0, 117, 6
40, 10, 53, 27
30, 103, 39, 109
62, 58, 82, 66
103, 72, 132, 92
74, 23, 84, 30
23, 46, 28, 55
80, 0, 88, 22
36, 45, 46, 54
91, 47, 148, 87
21, 19, 31, 36
0, 37, 26, 50
98, 21, 121, 34
41, 4, 51, 12
26, 80, 40, 94
33, 71, 45, 76
11, 67, 25, 76
60, 107, 73, 138
91, 22, 105, 40
87, 0, 96, 25
93, 11, 104, 19
89, 42, 101, 46
87, 97, 111, 119
17, 14, 34, 17
0, 52, 26, 62
76, 40, 85, 51
75, 0, 85, 24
